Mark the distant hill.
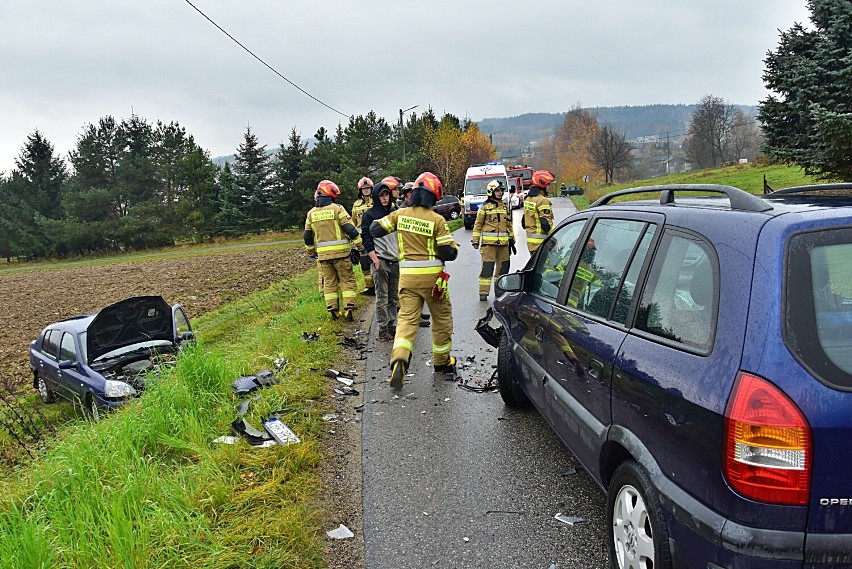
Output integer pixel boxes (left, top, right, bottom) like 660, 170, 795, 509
478, 104, 757, 155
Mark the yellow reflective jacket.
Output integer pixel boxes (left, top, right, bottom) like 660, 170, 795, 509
523, 194, 553, 247
376, 206, 458, 288
304, 204, 363, 261
351, 196, 372, 230
472, 199, 514, 246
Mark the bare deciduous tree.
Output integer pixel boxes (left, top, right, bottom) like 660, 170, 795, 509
685, 95, 737, 168
588, 124, 633, 184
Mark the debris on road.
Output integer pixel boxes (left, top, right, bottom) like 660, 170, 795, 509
554, 513, 585, 526
326, 524, 354, 539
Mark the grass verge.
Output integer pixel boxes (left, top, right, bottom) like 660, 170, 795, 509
573, 163, 820, 210
0, 268, 350, 569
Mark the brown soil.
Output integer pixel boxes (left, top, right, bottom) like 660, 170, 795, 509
0, 247, 311, 385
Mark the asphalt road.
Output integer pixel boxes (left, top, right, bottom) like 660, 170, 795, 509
361, 197, 610, 569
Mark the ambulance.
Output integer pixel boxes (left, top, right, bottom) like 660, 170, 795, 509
462, 162, 510, 230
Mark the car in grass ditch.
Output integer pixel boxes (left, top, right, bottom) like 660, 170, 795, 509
29, 296, 194, 418
478, 183, 852, 568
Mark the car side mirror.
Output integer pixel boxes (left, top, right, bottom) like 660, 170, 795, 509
58, 360, 77, 370
496, 272, 524, 295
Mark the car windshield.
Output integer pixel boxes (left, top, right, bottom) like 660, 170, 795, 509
465, 176, 505, 196
509, 169, 532, 181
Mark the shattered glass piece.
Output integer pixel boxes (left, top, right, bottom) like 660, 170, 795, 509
323, 414, 339, 422
560, 466, 577, 476
336, 377, 354, 387
326, 524, 354, 539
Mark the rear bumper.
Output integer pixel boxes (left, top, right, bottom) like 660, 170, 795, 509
658, 475, 852, 566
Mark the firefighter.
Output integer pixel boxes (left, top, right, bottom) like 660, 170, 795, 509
472, 180, 515, 301
304, 180, 364, 321
394, 179, 432, 327
370, 172, 458, 388
523, 170, 555, 253
397, 181, 414, 208
352, 177, 376, 295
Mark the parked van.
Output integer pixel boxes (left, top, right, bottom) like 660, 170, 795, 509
463, 163, 510, 229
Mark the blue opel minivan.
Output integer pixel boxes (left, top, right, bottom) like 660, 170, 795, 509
479, 184, 852, 569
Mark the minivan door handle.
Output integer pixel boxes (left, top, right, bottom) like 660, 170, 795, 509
535, 326, 544, 342
588, 359, 604, 380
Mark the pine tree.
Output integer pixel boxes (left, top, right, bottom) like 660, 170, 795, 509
759, 0, 852, 179
12, 130, 67, 220
269, 128, 309, 229
231, 126, 272, 230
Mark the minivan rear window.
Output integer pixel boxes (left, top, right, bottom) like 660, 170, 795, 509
786, 228, 852, 389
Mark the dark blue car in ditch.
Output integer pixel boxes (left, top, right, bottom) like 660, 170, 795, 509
479, 184, 852, 568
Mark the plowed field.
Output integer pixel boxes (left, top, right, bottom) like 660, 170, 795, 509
0, 244, 311, 386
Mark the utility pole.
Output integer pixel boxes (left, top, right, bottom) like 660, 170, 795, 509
400, 105, 418, 162
666, 131, 671, 175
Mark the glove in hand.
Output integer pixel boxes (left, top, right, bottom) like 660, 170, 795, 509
509, 238, 517, 255
349, 249, 361, 265
431, 271, 450, 299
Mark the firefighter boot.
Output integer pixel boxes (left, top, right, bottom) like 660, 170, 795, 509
390, 359, 408, 389
433, 356, 457, 374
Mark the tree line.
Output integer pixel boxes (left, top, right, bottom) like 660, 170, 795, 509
0, 109, 492, 261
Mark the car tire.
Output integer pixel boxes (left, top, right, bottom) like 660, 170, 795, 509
450, 210, 459, 220
85, 394, 101, 421
607, 461, 672, 569
497, 331, 529, 407
36, 374, 56, 403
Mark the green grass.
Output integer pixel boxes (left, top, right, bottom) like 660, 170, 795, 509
572, 163, 820, 210
0, 269, 351, 568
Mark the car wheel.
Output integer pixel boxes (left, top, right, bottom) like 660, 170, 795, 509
497, 331, 529, 407
607, 461, 672, 569
36, 374, 56, 403
85, 394, 101, 421
450, 210, 459, 220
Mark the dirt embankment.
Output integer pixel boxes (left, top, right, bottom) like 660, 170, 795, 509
0, 248, 312, 386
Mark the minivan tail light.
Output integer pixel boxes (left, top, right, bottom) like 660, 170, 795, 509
723, 372, 811, 506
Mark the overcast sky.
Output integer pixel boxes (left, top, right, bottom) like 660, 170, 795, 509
0, 0, 812, 174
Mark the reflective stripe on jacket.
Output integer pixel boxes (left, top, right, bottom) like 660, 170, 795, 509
472, 200, 514, 246
523, 195, 553, 244
377, 206, 458, 288
305, 204, 362, 260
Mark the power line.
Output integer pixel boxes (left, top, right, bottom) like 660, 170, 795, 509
182, 0, 351, 119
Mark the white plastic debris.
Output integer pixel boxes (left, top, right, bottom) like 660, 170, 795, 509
554, 513, 585, 526
213, 436, 240, 444
327, 524, 354, 539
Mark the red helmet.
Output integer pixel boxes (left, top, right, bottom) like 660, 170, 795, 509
376, 176, 401, 194
317, 180, 340, 199
531, 170, 555, 189
357, 177, 374, 191
413, 171, 444, 201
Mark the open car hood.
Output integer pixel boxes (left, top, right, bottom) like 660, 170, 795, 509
87, 296, 175, 362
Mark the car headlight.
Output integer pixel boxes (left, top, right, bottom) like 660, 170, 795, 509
103, 380, 137, 398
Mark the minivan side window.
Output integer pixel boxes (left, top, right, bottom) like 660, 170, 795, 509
636, 233, 717, 351
566, 219, 649, 318
530, 221, 585, 300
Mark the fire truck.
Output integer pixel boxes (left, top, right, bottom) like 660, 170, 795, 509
507, 164, 534, 190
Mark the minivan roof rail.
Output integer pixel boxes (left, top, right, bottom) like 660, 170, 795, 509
590, 184, 773, 213
767, 182, 852, 195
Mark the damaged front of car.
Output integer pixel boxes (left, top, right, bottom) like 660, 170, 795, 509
30, 296, 194, 418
